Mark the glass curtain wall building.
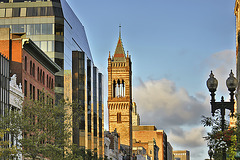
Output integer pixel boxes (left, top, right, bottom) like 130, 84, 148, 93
0, 53, 10, 142
0, 0, 104, 157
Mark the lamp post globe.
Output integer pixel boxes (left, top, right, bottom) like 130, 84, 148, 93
207, 71, 218, 93
226, 70, 238, 92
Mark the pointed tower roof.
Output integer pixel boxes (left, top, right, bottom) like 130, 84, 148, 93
113, 25, 126, 61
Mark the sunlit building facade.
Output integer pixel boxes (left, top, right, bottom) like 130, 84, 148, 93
173, 150, 190, 160
0, 0, 104, 157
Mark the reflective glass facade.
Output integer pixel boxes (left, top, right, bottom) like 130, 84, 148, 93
0, 53, 9, 117
0, 0, 103, 156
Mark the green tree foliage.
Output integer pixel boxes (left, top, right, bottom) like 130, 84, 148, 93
202, 111, 240, 159
0, 92, 105, 160
0, 128, 19, 159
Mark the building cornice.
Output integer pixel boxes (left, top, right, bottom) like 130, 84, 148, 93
22, 38, 62, 74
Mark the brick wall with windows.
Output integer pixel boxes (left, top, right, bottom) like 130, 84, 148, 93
0, 29, 60, 103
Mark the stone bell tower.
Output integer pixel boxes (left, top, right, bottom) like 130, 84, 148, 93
108, 27, 132, 158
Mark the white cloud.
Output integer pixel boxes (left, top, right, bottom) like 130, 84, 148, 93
133, 78, 209, 128
168, 126, 206, 148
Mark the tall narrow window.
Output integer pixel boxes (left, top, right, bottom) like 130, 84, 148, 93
30, 83, 32, 99
37, 89, 40, 101
24, 80, 27, 97
33, 63, 35, 77
40, 69, 42, 83
43, 72, 45, 85
25, 56, 27, 72
37, 67, 39, 81
47, 75, 49, 88
33, 86, 35, 100
51, 79, 53, 89
30, 61, 32, 75
113, 80, 116, 97
117, 113, 121, 123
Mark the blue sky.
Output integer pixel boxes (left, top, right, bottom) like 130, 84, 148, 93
67, 0, 236, 159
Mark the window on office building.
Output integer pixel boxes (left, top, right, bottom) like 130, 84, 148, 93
20, 8, 26, 17
6, 8, 12, 17
12, 8, 20, 17
0, 9, 5, 17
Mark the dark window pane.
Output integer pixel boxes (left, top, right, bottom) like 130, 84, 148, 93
55, 76, 63, 87
55, 41, 64, 53
53, 7, 63, 17
47, 7, 54, 16
27, 7, 38, 16
55, 24, 63, 36
0, 0, 9, 3
40, 7, 47, 16
54, 58, 63, 68
51, 0, 60, 2
12, 8, 20, 17
24, 80, 27, 97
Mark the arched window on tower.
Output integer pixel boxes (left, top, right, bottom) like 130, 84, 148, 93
113, 80, 116, 97
122, 80, 125, 97
117, 79, 120, 97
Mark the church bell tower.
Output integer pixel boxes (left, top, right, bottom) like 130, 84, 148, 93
108, 27, 132, 158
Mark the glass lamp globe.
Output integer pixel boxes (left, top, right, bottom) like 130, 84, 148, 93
207, 71, 218, 92
226, 70, 238, 92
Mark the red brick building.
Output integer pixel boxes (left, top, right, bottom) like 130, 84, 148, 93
0, 28, 61, 100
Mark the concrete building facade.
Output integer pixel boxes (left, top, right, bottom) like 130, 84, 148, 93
108, 31, 133, 158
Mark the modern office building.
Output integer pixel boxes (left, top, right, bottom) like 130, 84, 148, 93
0, 51, 9, 116
0, 0, 104, 157
0, 0, 92, 100
72, 51, 104, 157
0, 51, 10, 158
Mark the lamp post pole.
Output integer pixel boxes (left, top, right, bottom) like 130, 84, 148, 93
207, 70, 238, 160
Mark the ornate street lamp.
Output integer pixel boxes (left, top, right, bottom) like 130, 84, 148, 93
206, 70, 238, 160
